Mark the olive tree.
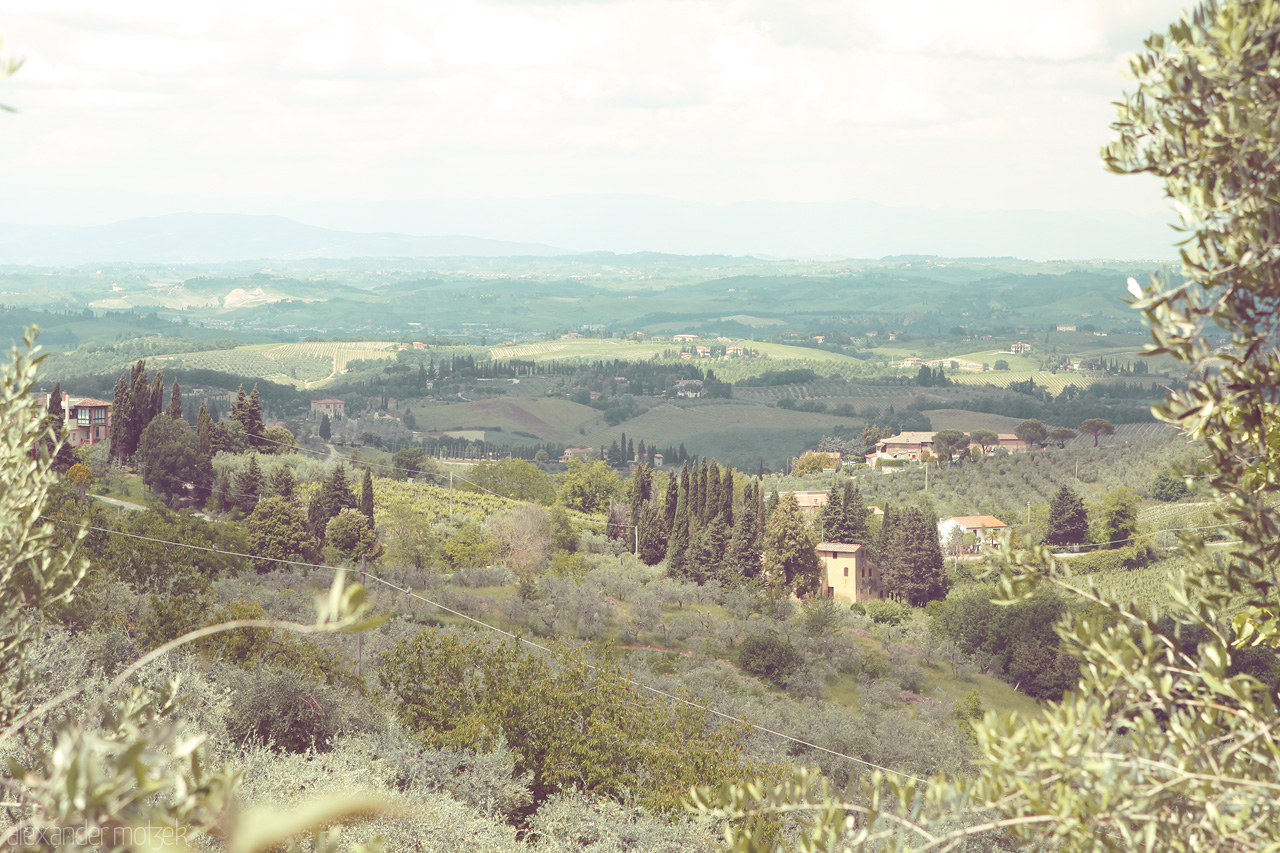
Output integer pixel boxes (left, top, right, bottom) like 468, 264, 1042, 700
690, 3, 1280, 849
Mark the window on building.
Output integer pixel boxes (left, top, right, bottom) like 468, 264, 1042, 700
843, 566, 848, 577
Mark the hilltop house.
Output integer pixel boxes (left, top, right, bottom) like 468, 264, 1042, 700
872, 431, 935, 461
311, 398, 345, 419
816, 542, 882, 602
1010, 341, 1032, 355
789, 490, 829, 516
43, 392, 110, 447
938, 515, 1011, 551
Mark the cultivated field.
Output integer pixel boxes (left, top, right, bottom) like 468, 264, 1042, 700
152, 341, 398, 387
405, 397, 603, 444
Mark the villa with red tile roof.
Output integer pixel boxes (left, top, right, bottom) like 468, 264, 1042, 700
43, 392, 111, 447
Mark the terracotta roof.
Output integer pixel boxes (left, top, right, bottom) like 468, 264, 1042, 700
944, 515, 1009, 529
817, 542, 866, 552
313, 398, 344, 404
68, 397, 111, 407
880, 431, 935, 444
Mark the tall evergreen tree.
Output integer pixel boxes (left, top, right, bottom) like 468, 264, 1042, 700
244, 385, 266, 446
359, 468, 375, 526
704, 460, 721, 523
196, 401, 213, 458
40, 382, 75, 472
167, 378, 182, 420
309, 463, 357, 545
878, 504, 948, 606
319, 413, 331, 441
127, 361, 151, 458
719, 465, 735, 526
726, 480, 763, 581
109, 371, 131, 462
1046, 484, 1089, 547
840, 481, 870, 543
665, 462, 692, 576
47, 382, 63, 421
762, 493, 820, 596
148, 370, 165, 422
236, 453, 263, 512
268, 464, 296, 500
817, 481, 844, 541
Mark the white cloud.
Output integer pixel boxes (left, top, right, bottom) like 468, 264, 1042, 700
0, 0, 1193, 222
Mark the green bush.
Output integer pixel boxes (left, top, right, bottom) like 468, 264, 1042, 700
1064, 543, 1156, 575
226, 669, 381, 754
738, 632, 804, 687
863, 597, 914, 625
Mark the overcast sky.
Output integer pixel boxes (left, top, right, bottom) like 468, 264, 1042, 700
3, 0, 1193, 232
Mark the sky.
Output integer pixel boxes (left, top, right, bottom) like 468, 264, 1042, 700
2, 0, 1194, 235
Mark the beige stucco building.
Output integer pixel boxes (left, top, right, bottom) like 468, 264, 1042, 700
816, 542, 882, 602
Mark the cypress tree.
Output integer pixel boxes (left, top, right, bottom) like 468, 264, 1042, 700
359, 468, 375, 526
244, 385, 266, 446
666, 462, 692, 576
762, 493, 820, 596
817, 481, 844, 542
726, 480, 762, 581
127, 361, 150, 458
110, 371, 131, 463
319, 413, 331, 441
720, 465, 735, 526
196, 401, 213, 458
705, 460, 721, 523
47, 382, 63, 420
149, 370, 165, 422
167, 378, 182, 420
841, 481, 870, 543
662, 471, 678, 534
1046, 484, 1088, 547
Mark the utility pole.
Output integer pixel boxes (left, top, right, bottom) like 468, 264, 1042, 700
356, 553, 367, 680
449, 471, 454, 519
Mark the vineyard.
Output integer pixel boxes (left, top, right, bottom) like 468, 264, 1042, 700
154, 341, 398, 387
948, 371, 1104, 395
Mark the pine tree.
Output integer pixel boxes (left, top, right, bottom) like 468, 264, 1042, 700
309, 463, 357, 545
236, 453, 263, 511
167, 378, 182, 420
1046, 484, 1088, 546
268, 464, 295, 500
359, 468, 375, 526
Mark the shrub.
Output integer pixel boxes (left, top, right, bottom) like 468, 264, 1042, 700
738, 632, 804, 688
225, 668, 380, 754
863, 597, 913, 625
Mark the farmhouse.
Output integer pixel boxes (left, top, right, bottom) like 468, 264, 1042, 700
311, 398, 345, 419
938, 515, 1011, 549
561, 447, 594, 462
673, 379, 705, 398
996, 433, 1027, 451
672, 334, 699, 342
789, 490, 829, 516
1056, 324, 1077, 332
43, 392, 110, 447
1010, 341, 1032, 355
816, 543, 882, 603
873, 431, 935, 460
900, 356, 925, 368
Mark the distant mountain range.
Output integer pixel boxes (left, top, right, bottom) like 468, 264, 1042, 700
0, 196, 1180, 266
0, 213, 574, 266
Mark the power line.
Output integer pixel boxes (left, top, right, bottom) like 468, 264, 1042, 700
38, 514, 925, 784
